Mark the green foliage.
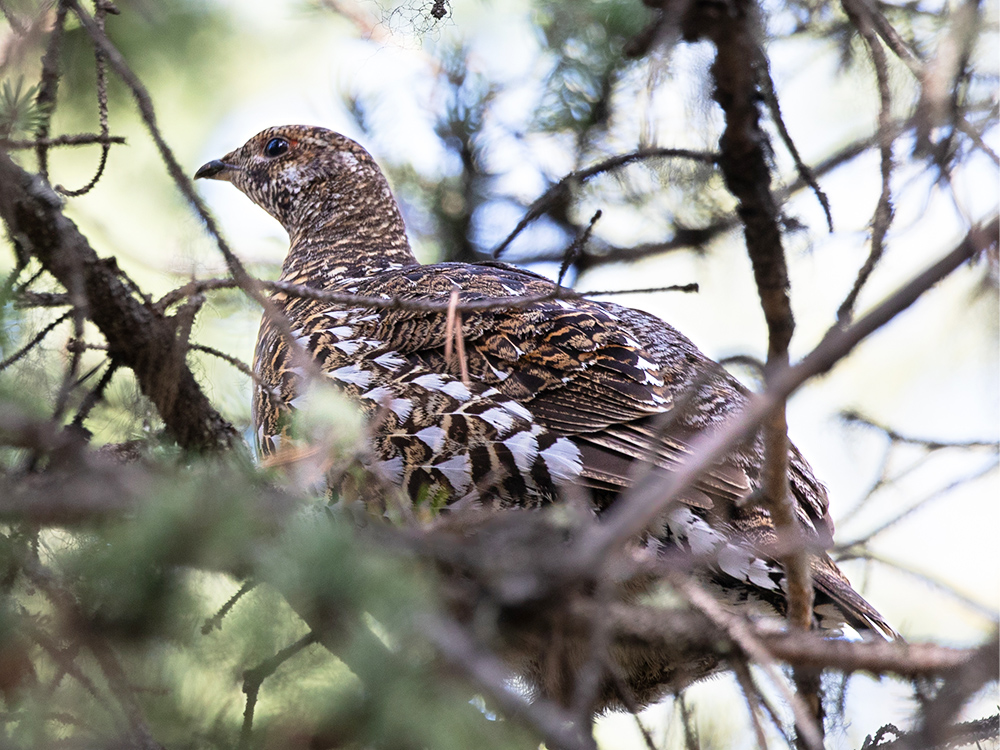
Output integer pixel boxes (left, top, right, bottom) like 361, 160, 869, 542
0, 78, 44, 140
0, 454, 538, 749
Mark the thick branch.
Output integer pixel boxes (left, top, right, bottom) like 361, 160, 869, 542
0, 151, 238, 451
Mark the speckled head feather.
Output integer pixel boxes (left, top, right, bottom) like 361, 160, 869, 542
196, 125, 415, 282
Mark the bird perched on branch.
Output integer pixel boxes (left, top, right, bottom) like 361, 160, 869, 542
196, 125, 896, 707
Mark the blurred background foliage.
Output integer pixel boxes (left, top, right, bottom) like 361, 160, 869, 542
0, 0, 997, 747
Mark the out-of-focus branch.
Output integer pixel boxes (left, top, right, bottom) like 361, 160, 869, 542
501, 120, 915, 271
492, 147, 717, 258
842, 410, 999, 450
839, 459, 998, 548
0, 308, 71, 370
0, 150, 238, 451
422, 614, 598, 750
577, 596, 978, 678
898, 636, 999, 749
839, 0, 897, 325
864, 715, 999, 750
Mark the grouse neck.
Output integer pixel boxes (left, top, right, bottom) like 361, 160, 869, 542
279, 187, 418, 287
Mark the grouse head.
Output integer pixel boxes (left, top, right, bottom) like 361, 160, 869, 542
195, 125, 412, 268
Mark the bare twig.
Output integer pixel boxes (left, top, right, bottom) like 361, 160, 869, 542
87, 637, 163, 749
836, 549, 997, 621
898, 636, 999, 749
157, 275, 699, 314
859, 0, 926, 78
201, 580, 258, 635
672, 576, 824, 747
33, 0, 68, 182
838, 0, 897, 325
189, 342, 274, 392
839, 459, 997, 548
1, 133, 126, 149
730, 656, 772, 749
557, 209, 602, 286
70, 358, 118, 429
239, 632, 319, 750
492, 147, 717, 258
842, 410, 999, 450
0, 308, 71, 371
700, 1, 819, 735
757, 53, 833, 232
57, 0, 115, 197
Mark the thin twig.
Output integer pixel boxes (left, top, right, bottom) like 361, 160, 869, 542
57, 0, 115, 197
202, 580, 258, 635
70, 358, 118, 429
557, 209, 602, 286
730, 657, 772, 749
757, 52, 833, 232
239, 631, 319, 750
861, 0, 926, 78
33, 0, 69, 182
63, 0, 315, 376
0, 133, 125, 149
956, 114, 1000, 165
842, 409, 999, 450
838, 0, 897, 325
673, 576, 823, 748
839, 459, 997, 548
493, 147, 717, 258
0, 309, 72, 371
156, 275, 700, 313
836, 549, 997, 621
189, 343, 274, 393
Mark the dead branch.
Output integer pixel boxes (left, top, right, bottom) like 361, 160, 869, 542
239, 632, 320, 750
675, 0, 821, 734
898, 636, 999, 749
156, 275, 698, 316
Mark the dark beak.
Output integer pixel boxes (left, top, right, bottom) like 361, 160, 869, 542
194, 159, 234, 180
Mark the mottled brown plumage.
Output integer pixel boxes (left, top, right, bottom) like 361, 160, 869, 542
196, 125, 896, 705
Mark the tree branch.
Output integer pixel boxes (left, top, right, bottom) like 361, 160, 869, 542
0, 150, 238, 451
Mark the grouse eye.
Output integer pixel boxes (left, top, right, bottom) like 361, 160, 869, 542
263, 137, 289, 158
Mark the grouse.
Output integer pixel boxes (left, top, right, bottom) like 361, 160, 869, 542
195, 124, 896, 704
